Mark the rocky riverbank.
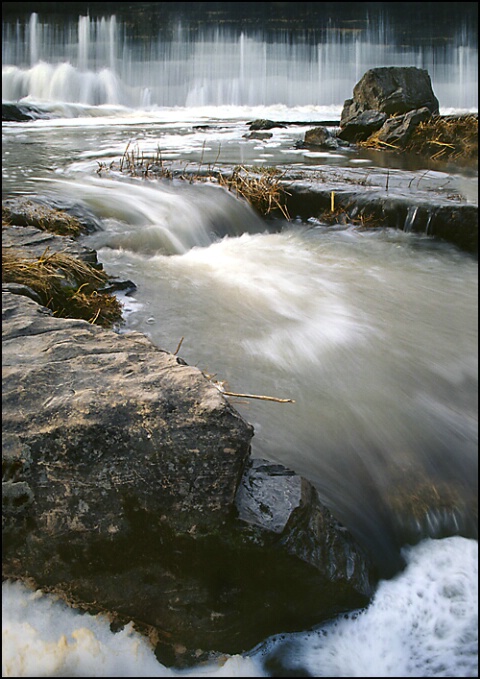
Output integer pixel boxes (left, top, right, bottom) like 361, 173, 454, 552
2, 206, 377, 668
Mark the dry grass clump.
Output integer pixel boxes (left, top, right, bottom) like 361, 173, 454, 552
318, 204, 384, 230
405, 114, 478, 163
97, 142, 184, 180
2, 200, 84, 237
2, 248, 124, 327
357, 114, 478, 167
218, 166, 290, 219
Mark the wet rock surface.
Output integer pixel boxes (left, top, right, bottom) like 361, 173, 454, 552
2, 223, 100, 266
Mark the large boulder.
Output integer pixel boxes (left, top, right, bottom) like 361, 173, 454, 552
2, 292, 253, 537
339, 67, 439, 143
2, 287, 376, 666
341, 67, 439, 122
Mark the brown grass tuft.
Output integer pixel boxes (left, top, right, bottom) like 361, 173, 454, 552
2, 248, 124, 327
217, 166, 290, 219
405, 114, 478, 163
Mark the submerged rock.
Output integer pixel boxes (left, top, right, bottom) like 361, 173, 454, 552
2, 102, 52, 122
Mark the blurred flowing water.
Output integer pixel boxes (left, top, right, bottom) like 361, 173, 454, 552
2, 4, 478, 677
2, 6, 478, 110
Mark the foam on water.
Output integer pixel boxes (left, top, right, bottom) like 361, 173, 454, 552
168, 230, 371, 366
1, 580, 264, 677
3, 537, 476, 677
250, 536, 478, 677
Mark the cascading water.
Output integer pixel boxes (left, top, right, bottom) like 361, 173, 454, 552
2, 10, 478, 110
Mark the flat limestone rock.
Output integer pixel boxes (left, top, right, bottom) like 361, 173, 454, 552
2, 291, 253, 535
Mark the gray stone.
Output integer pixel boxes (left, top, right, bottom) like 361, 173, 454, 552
2, 291, 253, 535
374, 107, 432, 147
243, 131, 273, 140
2, 223, 100, 267
3, 195, 102, 235
343, 67, 439, 119
236, 459, 374, 593
304, 125, 342, 149
248, 119, 286, 130
337, 109, 388, 142
339, 67, 439, 144
236, 459, 301, 533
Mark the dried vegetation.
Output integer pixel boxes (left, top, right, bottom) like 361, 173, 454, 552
2, 248, 124, 327
404, 114, 478, 163
361, 114, 478, 166
318, 204, 384, 230
217, 166, 290, 219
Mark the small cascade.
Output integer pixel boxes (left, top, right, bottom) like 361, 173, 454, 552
404, 206, 418, 233
39, 176, 270, 256
425, 213, 433, 236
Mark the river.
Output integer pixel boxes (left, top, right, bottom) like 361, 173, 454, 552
2, 5, 478, 677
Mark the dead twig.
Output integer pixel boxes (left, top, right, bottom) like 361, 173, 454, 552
173, 337, 184, 355
222, 391, 295, 403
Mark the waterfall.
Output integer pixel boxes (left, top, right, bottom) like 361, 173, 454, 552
2, 11, 478, 110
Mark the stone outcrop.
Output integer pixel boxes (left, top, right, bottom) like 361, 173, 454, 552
283, 178, 478, 255
2, 223, 100, 266
3, 195, 102, 236
2, 211, 376, 667
341, 66, 439, 123
336, 67, 439, 144
2, 291, 253, 532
